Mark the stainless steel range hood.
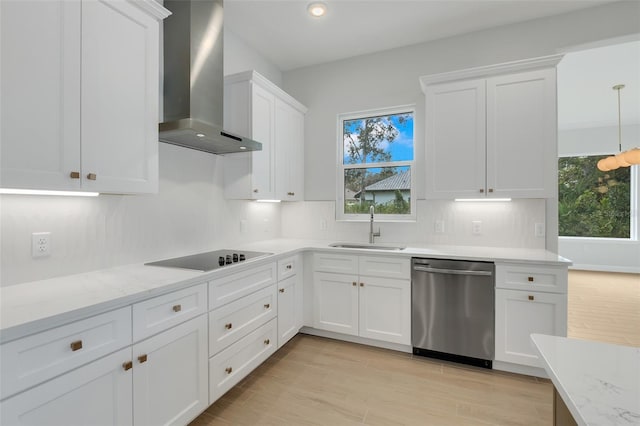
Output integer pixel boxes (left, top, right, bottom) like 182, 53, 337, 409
159, 0, 261, 154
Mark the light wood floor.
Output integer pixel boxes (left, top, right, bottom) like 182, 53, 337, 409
190, 270, 639, 426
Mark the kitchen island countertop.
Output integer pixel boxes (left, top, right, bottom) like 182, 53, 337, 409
531, 333, 640, 426
1, 238, 570, 343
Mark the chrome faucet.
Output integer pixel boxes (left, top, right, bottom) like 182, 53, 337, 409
369, 205, 381, 243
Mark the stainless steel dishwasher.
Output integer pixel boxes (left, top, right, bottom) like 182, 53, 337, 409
411, 258, 494, 368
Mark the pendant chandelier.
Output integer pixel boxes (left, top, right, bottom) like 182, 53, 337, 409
597, 84, 640, 171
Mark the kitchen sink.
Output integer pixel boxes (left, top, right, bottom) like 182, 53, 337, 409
329, 242, 406, 251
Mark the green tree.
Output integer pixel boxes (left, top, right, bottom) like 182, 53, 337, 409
558, 156, 630, 238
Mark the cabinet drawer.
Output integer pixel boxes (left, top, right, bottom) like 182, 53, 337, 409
0, 306, 131, 400
277, 255, 298, 280
209, 318, 277, 404
314, 253, 358, 274
209, 285, 277, 356
133, 283, 207, 342
209, 263, 276, 309
495, 263, 567, 293
359, 256, 410, 279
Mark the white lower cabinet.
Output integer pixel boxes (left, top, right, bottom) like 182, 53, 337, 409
1, 347, 133, 426
133, 315, 208, 426
313, 253, 411, 345
277, 275, 301, 347
494, 262, 568, 371
495, 289, 567, 367
209, 318, 277, 404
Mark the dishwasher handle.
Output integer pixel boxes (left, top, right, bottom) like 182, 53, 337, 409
412, 265, 492, 276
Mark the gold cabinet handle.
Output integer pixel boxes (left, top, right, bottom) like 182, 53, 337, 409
225, 323, 233, 330
488, 188, 494, 193
70, 340, 83, 351
286, 264, 293, 270
360, 282, 364, 287
253, 189, 259, 193
138, 354, 148, 364
172, 304, 182, 312
279, 288, 285, 293
352, 281, 357, 286
69, 171, 80, 179
86, 173, 97, 180
264, 303, 270, 309
225, 367, 233, 374
264, 339, 270, 345
287, 192, 295, 196
528, 276, 534, 282
122, 361, 133, 371
479, 188, 484, 193
528, 295, 534, 301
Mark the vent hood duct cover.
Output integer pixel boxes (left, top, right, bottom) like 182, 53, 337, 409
159, 0, 261, 154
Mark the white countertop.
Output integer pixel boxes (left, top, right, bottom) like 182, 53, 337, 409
531, 334, 640, 426
1, 238, 570, 343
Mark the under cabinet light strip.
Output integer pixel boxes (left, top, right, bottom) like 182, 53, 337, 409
255, 199, 281, 203
0, 188, 99, 197
454, 198, 512, 202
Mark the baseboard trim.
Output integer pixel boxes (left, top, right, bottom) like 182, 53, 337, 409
493, 360, 548, 378
299, 327, 412, 353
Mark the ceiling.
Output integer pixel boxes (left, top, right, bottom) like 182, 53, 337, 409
225, 0, 617, 71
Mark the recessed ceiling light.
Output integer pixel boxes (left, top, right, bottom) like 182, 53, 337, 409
307, 2, 327, 18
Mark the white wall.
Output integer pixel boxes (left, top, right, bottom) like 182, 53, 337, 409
282, 199, 547, 249
224, 29, 282, 87
0, 144, 281, 286
282, 0, 640, 254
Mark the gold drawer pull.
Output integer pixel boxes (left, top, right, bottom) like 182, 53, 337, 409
479, 188, 484, 193
69, 171, 80, 179
70, 340, 83, 351
225, 367, 233, 374
352, 281, 357, 286
264, 303, 270, 309
528, 295, 534, 301
279, 288, 285, 293
528, 276, 534, 282
264, 339, 270, 345
286, 264, 293, 270
86, 173, 97, 180
172, 304, 182, 312
488, 188, 494, 193
360, 282, 364, 287
253, 189, 259, 193
122, 361, 133, 371
138, 354, 148, 363
225, 323, 233, 330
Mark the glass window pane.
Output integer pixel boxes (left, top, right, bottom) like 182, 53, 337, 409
343, 112, 414, 165
344, 166, 411, 214
558, 155, 631, 238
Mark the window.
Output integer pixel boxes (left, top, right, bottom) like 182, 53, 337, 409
337, 106, 415, 221
558, 155, 632, 238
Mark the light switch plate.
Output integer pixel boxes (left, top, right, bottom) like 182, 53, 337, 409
535, 223, 545, 238
435, 220, 445, 233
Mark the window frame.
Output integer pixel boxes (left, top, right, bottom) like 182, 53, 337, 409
336, 105, 416, 222
558, 154, 638, 241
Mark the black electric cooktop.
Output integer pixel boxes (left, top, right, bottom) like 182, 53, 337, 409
145, 249, 272, 272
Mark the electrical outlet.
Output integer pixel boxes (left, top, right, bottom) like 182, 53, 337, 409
320, 219, 328, 231
472, 221, 482, 235
535, 222, 545, 238
435, 220, 445, 233
240, 219, 247, 234
32, 232, 51, 258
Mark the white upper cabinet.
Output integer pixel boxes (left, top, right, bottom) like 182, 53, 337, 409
0, 0, 169, 194
421, 55, 562, 199
224, 70, 307, 200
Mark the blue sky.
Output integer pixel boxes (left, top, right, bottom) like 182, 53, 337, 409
343, 112, 414, 164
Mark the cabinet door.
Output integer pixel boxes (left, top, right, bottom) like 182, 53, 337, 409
0, 0, 81, 190
275, 98, 305, 201
277, 275, 298, 347
425, 79, 486, 198
313, 272, 358, 336
0, 348, 133, 426
81, 0, 160, 194
249, 83, 276, 199
358, 277, 411, 345
133, 315, 208, 426
495, 289, 567, 367
486, 69, 556, 198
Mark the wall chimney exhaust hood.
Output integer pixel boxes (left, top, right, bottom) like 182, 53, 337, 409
159, 0, 261, 154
